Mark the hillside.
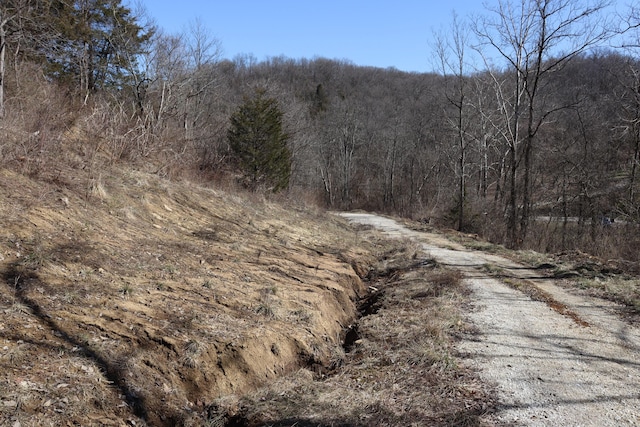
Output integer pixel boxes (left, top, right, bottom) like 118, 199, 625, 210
0, 162, 499, 426
2, 2, 640, 425
0, 165, 374, 426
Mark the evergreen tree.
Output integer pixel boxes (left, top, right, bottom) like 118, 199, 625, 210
228, 89, 292, 192
26, 0, 153, 96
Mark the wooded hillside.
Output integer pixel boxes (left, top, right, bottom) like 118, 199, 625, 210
1, 0, 640, 260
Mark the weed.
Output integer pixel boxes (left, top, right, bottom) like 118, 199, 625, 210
514, 249, 553, 267
77, 268, 91, 278
289, 308, 312, 323
502, 277, 521, 289
182, 340, 204, 368
19, 234, 50, 269
120, 283, 134, 297
62, 291, 78, 304
176, 313, 198, 331
255, 303, 275, 318
9, 301, 31, 315
163, 265, 177, 275
88, 175, 108, 200
328, 346, 345, 370
464, 239, 501, 253
482, 263, 505, 275
428, 270, 464, 296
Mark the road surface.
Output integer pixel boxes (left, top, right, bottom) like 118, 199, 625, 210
340, 213, 640, 426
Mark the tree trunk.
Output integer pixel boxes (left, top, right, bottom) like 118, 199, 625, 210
507, 144, 518, 247
561, 172, 568, 250
0, 16, 6, 119
458, 131, 465, 231
520, 133, 533, 242
630, 111, 640, 204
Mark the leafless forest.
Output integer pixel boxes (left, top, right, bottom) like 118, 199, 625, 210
2, 0, 640, 260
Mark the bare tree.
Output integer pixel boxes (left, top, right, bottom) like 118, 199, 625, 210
0, 0, 27, 118
474, 0, 614, 247
435, 12, 474, 231
144, 30, 188, 130
614, 11, 640, 218
0, 8, 10, 118
182, 19, 222, 144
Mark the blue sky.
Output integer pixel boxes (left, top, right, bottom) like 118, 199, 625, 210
133, 0, 487, 73
133, 1, 627, 73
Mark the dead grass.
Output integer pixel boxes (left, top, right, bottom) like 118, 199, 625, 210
207, 237, 496, 427
535, 251, 640, 319
573, 277, 640, 318
0, 165, 375, 426
0, 111, 500, 426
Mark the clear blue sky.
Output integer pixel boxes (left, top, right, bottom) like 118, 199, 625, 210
132, 0, 487, 73
132, 0, 626, 73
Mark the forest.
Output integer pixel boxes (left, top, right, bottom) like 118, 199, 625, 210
1, 0, 640, 261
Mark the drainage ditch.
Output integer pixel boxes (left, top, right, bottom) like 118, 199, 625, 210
341, 258, 434, 354
342, 288, 384, 353
206, 256, 434, 426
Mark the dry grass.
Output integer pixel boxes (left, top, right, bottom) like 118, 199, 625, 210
0, 85, 498, 426
526, 251, 640, 319
0, 164, 375, 426
573, 277, 640, 317
208, 237, 496, 427
437, 218, 640, 320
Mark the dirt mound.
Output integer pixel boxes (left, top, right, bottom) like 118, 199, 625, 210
0, 167, 369, 426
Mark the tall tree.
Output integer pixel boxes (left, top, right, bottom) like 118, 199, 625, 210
0, 7, 10, 118
435, 12, 473, 231
43, 0, 153, 100
618, 5, 640, 218
0, 0, 35, 118
182, 18, 222, 142
474, 0, 614, 247
228, 88, 292, 192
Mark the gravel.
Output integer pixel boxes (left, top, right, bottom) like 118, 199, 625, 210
340, 213, 640, 426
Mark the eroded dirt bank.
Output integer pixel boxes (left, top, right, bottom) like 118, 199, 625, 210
341, 213, 640, 426
0, 168, 373, 427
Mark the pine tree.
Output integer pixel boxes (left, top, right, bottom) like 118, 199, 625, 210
27, 0, 153, 96
228, 89, 292, 192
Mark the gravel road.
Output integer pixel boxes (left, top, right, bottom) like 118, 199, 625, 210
340, 213, 640, 426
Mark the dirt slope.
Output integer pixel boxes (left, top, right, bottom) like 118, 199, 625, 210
0, 167, 372, 426
341, 213, 640, 426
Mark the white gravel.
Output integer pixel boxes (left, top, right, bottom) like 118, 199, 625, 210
340, 213, 640, 426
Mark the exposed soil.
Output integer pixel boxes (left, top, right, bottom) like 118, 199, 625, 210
212, 233, 496, 426
340, 213, 640, 426
0, 167, 373, 427
4, 161, 637, 426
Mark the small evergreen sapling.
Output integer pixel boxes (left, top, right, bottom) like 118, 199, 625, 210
228, 89, 292, 192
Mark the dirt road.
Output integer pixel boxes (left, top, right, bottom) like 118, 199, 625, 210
340, 213, 640, 426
